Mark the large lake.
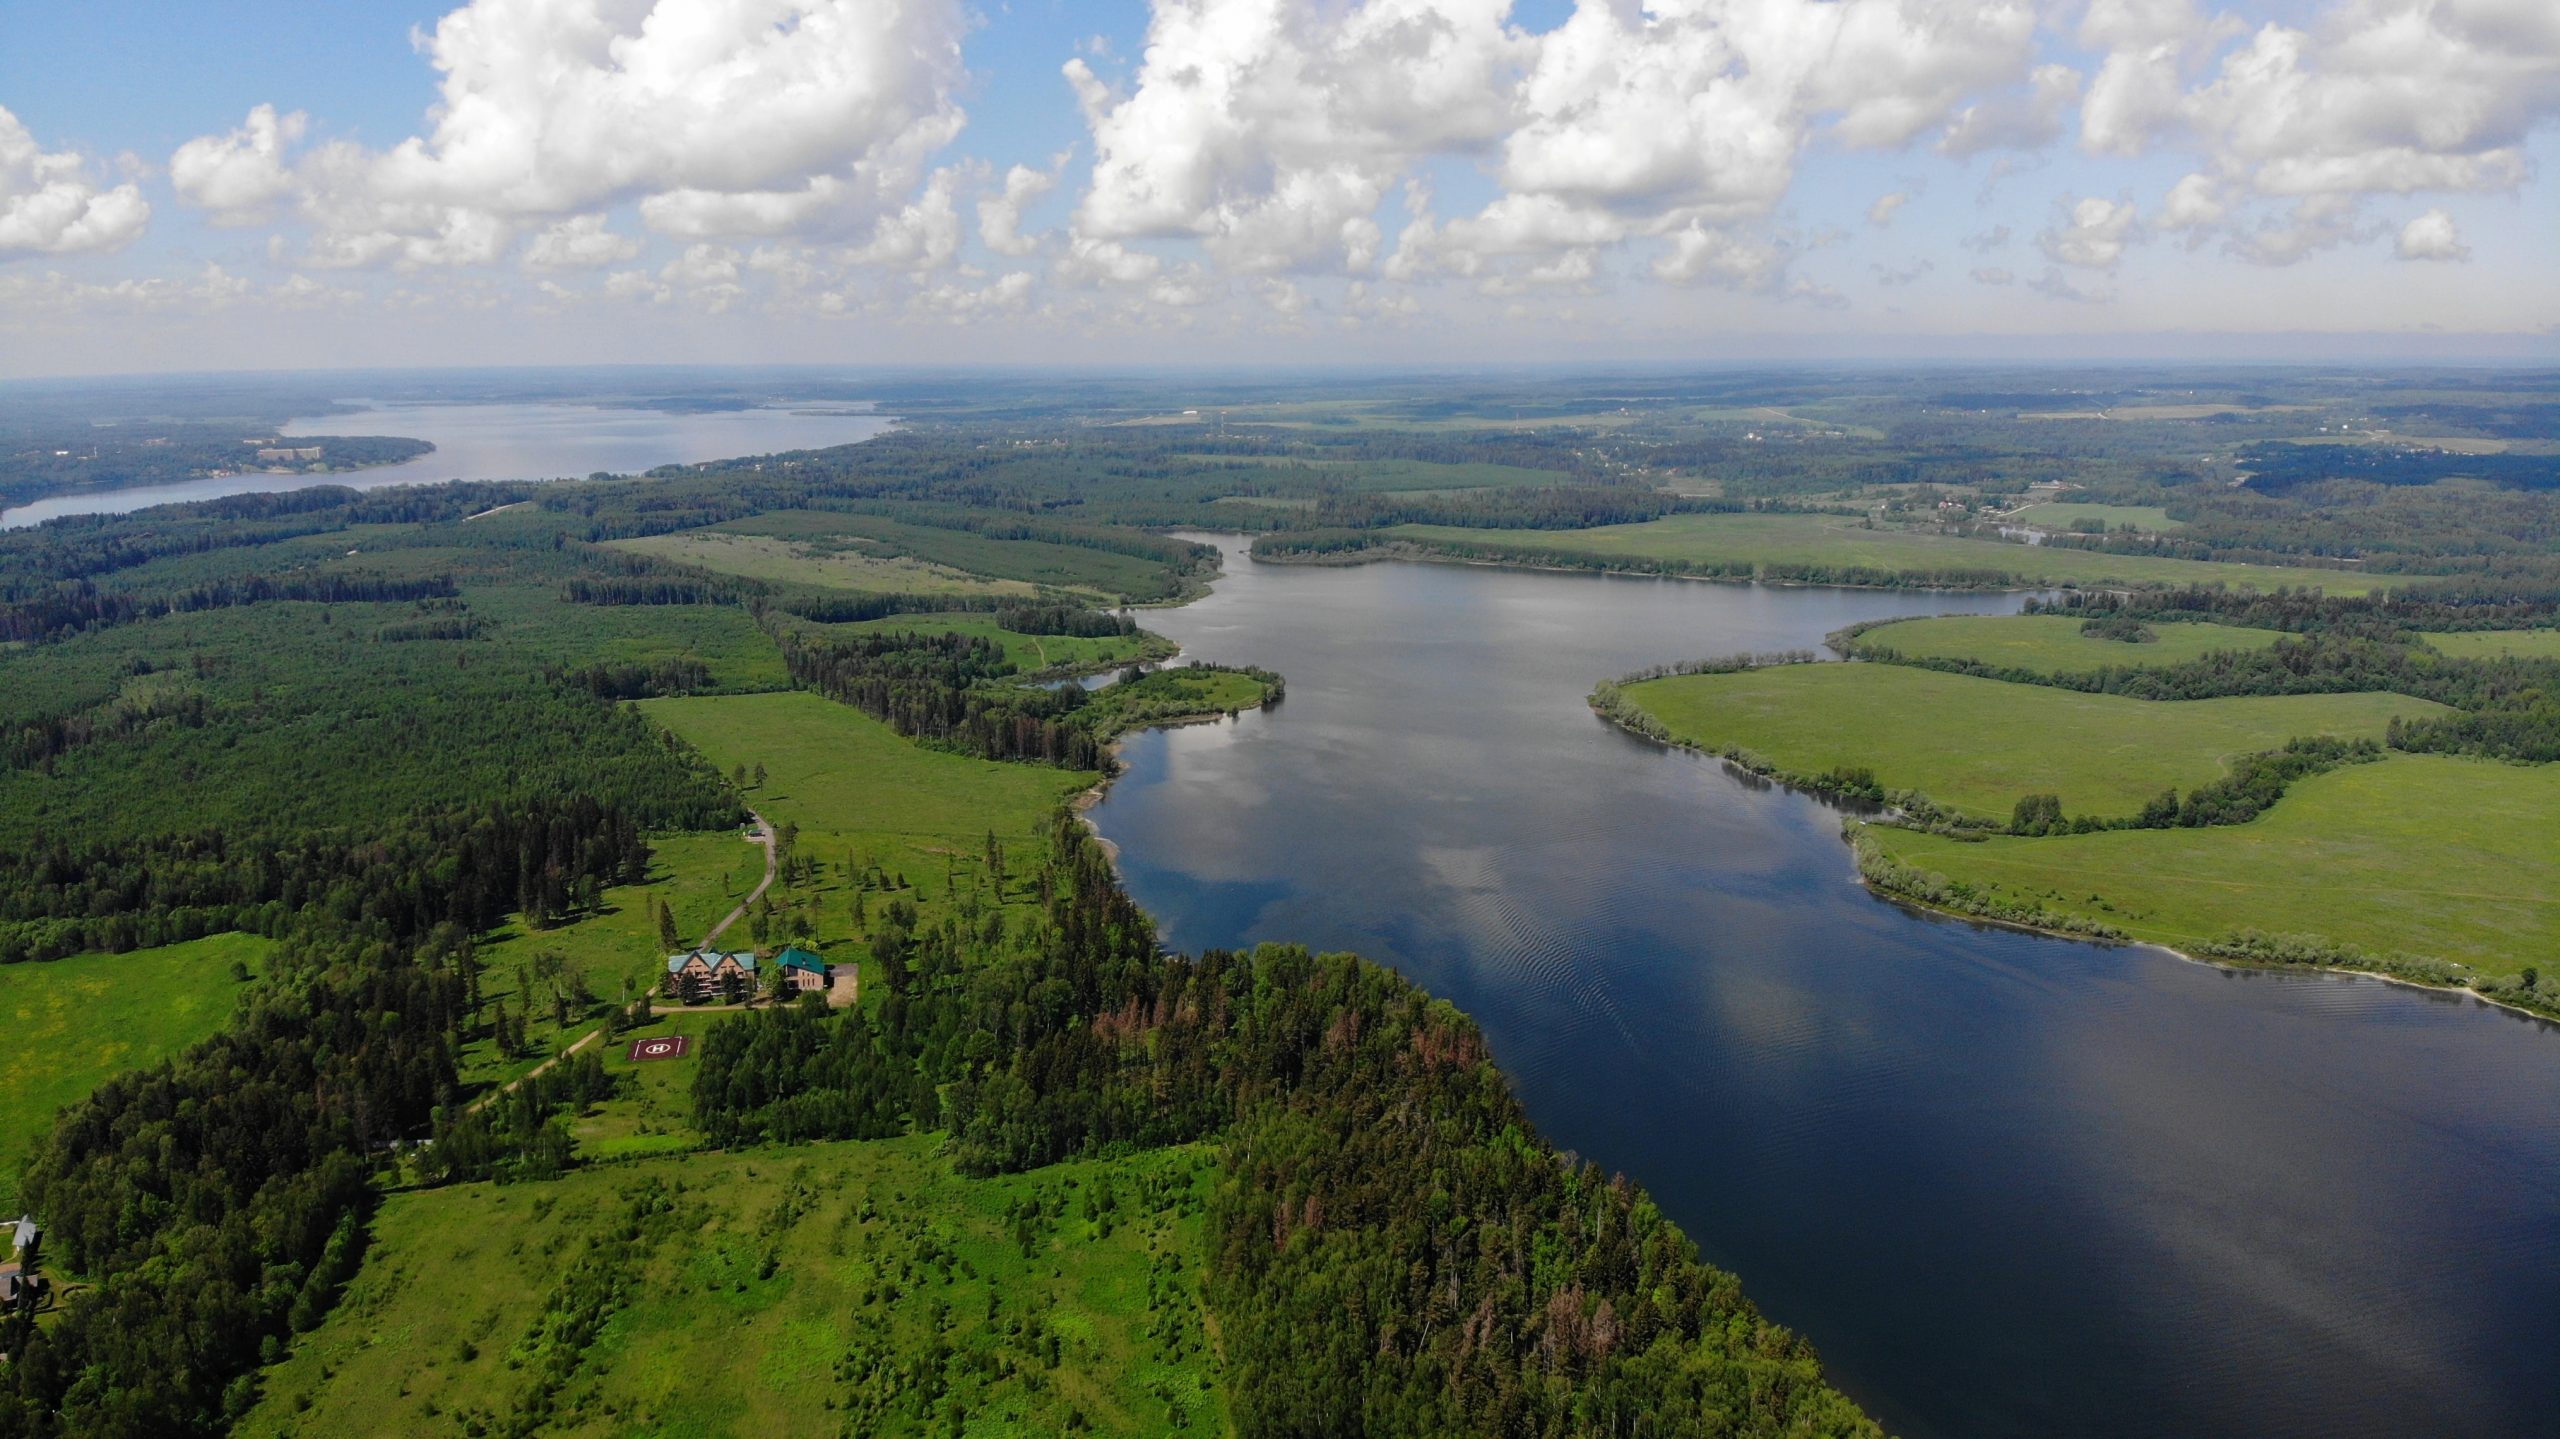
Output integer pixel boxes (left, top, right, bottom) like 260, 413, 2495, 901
0, 399, 893, 529
1091, 534, 2560, 1439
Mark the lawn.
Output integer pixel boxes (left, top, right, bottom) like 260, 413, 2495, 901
236, 1136, 1225, 1439
1866, 755, 2559, 976
1850, 614, 2288, 674
1387, 512, 2386, 593
606, 531, 1036, 598
2005, 502, 2185, 532
2423, 629, 2560, 661
834, 611, 1175, 677
0, 932, 269, 1211
1618, 664, 2443, 821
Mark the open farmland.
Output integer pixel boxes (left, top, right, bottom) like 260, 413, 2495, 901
1618, 663, 2442, 821
1866, 755, 2559, 977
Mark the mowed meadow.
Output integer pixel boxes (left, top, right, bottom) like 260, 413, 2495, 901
1869, 756, 2560, 976
1619, 663, 2442, 821
1847, 614, 2288, 675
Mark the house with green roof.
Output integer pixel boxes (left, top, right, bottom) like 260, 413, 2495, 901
775, 946, 831, 996
663, 948, 758, 1005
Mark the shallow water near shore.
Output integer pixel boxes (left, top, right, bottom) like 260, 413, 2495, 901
1090, 533, 2560, 1439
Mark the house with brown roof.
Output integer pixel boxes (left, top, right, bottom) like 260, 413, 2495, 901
662, 949, 757, 1004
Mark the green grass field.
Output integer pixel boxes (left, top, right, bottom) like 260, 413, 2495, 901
833, 612, 1173, 676
236, 1137, 1224, 1439
0, 933, 269, 1211
1387, 513, 2385, 593
713, 510, 1182, 600
1620, 664, 2443, 821
1867, 755, 2559, 976
1852, 614, 2287, 674
645, 692, 1092, 870
473, 584, 792, 691
2423, 629, 2560, 661
608, 531, 1035, 597
2005, 502, 2185, 532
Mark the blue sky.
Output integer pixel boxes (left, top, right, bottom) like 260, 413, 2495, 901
2, 0, 2554, 376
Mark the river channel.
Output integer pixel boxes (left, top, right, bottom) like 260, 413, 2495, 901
1089, 533, 2560, 1439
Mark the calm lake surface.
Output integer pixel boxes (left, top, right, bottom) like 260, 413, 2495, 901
0, 399, 892, 528
1091, 534, 2560, 1439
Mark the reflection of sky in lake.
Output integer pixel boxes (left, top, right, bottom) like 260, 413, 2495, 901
1, 399, 893, 528
1093, 534, 2560, 1439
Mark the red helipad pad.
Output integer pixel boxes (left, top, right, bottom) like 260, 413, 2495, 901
627, 1035, 690, 1062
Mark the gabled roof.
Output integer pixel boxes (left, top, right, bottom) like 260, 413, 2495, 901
776, 947, 827, 973
664, 949, 759, 973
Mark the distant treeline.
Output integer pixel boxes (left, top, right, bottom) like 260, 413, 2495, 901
693, 819, 1878, 1438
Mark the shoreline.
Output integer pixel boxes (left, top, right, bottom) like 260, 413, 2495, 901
1586, 695, 2560, 1030
1257, 539, 2081, 595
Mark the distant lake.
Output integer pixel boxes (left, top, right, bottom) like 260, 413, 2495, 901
1091, 534, 2560, 1439
0, 399, 893, 528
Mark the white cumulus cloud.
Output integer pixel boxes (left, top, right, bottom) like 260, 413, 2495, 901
0, 107, 151, 256
170, 104, 307, 224
2038, 195, 2139, 268
2395, 207, 2471, 261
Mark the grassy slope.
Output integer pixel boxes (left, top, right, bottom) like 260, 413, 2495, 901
1852, 614, 2287, 674
0, 933, 269, 1211
2423, 629, 2560, 661
1621, 664, 2443, 820
1867, 755, 2559, 976
1388, 513, 2385, 592
833, 612, 1173, 676
236, 1138, 1222, 1439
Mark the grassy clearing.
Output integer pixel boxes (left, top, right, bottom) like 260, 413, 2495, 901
713, 511, 1179, 600
642, 692, 1092, 977
1620, 664, 2443, 821
646, 692, 1090, 871
2005, 502, 2185, 532
1866, 755, 2559, 977
471, 584, 790, 691
1851, 614, 2287, 674
606, 531, 1035, 597
0, 933, 268, 1210
2423, 629, 2560, 661
1386, 513, 2386, 593
459, 832, 765, 1095
832, 611, 1174, 676
237, 1137, 1223, 1439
